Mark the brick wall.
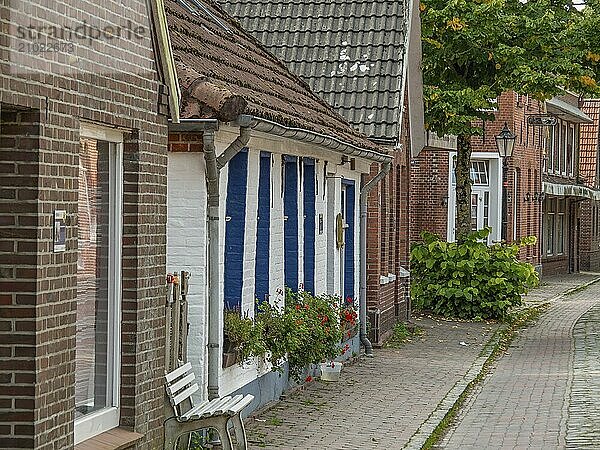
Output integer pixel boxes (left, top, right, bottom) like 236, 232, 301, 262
365, 103, 412, 346
0, 107, 40, 450
0, 1, 169, 448
410, 92, 544, 267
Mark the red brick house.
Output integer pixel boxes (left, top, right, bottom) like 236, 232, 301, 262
0, 1, 178, 448
219, 0, 438, 346
411, 91, 594, 276
579, 99, 600, 272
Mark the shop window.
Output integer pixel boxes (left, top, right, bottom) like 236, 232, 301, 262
75, 127, 123, 444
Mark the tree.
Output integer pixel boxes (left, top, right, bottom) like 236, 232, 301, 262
421, 0, 600, 241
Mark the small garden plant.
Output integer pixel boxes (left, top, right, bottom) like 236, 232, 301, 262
410, 228, 539, 320
223, 289, 344, 382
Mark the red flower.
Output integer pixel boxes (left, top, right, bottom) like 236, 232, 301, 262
295, 304, 301, 311
305, 376, 313, 382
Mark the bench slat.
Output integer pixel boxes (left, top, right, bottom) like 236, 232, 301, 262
165, 362, 193, 383
225, 394, 254, 415
172, 383, 199, 406
166, 372, 196, 397
215, 395, 243, 415
182, 396, 231, 420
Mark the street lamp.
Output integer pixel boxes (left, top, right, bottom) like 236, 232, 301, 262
495, 123, 517, 241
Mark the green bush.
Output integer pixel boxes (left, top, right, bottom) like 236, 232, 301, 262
410, 228, 539, 320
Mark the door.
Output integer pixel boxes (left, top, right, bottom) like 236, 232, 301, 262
471, 189, 491, 243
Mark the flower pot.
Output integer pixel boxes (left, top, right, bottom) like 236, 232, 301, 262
222, 351, 239, 368
319, 361, 342, 382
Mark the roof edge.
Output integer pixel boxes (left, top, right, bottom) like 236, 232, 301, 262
235, 115, 392, 163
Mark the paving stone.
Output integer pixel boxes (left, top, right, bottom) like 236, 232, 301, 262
439, 279, 600, 449
244, 274, 600, 449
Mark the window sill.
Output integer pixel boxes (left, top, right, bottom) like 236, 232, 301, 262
75, 427, 143, 450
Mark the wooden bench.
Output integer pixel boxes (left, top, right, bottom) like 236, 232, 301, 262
164, 362, 254, 450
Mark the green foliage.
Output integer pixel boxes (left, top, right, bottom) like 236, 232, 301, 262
258, 290, 343, 382
421, 0, 600, 137
410, 228, 540, 320
224, 290, 344, 382
421, 0, 600, 239
223, 309, 267, 361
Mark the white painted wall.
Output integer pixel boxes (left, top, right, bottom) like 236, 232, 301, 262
166, 153, 208, 399
167, 128, 371, 401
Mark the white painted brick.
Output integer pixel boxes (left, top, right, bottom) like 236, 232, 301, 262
167, 153, 208, 399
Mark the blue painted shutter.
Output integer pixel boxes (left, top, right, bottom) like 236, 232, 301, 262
283, 155, 299, 290
255, 152, 271, 304
343, 179, 355, 300
224, 150, 248, 310
303, 158, 316, 294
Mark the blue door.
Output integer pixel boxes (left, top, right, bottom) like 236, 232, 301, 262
342, 180, 355, 300
283, 155, 298, 291
254, 152, 271, 304
224, 150, 248, 310
303, 158, 316, 294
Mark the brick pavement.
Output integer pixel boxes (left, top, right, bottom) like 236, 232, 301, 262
566, 302, 600, 448
246, 317, 498, 449
244, 274, 600, 449
438, 280, 600, 449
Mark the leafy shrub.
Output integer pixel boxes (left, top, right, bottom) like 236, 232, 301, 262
223, 309, 266, 361
410, 228, 539, 320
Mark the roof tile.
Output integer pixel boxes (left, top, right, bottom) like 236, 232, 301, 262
166, 0, 380, 152
219, 0, 409, 142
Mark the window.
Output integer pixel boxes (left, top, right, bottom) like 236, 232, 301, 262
471, 194, 478, 231
543, 197, 567, 257
470, 161, 489, 185
452, 159, 490, 185
75, 126, 123, 444
557, 199, 566, 255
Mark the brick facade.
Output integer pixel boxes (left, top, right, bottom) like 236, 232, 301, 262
366, 110, 412, 346
410, 91, 587, 277
0, 1, 169, 448
579, 100, 600, 272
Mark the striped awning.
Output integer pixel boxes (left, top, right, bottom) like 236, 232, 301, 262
542, 181, 600, 200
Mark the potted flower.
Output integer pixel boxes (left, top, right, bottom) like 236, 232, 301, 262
339, 296, 358, 340
222, 309, 265, 368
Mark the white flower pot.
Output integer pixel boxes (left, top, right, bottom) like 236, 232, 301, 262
319, 361, 342, 382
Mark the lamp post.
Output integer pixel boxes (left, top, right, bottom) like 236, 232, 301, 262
495, 123, 517, 241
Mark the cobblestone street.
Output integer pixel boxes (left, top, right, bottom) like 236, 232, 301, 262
439, 279, 600, 449
244, 274, 600, 449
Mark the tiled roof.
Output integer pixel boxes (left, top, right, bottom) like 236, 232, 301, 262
218, 0, 409, 143
580, 100, 600, 188
165, 0, 380, 152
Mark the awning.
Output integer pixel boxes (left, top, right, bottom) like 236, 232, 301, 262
542, 181, 600, 200
546, 98, 593, 124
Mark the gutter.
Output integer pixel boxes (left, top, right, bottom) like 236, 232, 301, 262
359, 162, 392, 356
235, 115, 392, 164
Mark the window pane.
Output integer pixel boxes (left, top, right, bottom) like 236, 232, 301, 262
471, 194, 478, 231
547, 213, 555, 255
557, 214, 565, 254
554, 124, 560, 173
76, 138, 112, 418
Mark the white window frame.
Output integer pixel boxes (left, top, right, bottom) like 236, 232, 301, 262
447, 153, 502, 243
75, 124, 123, 444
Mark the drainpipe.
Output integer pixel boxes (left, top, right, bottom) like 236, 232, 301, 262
202, 124, 251, 400
359, 162, 391, 356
